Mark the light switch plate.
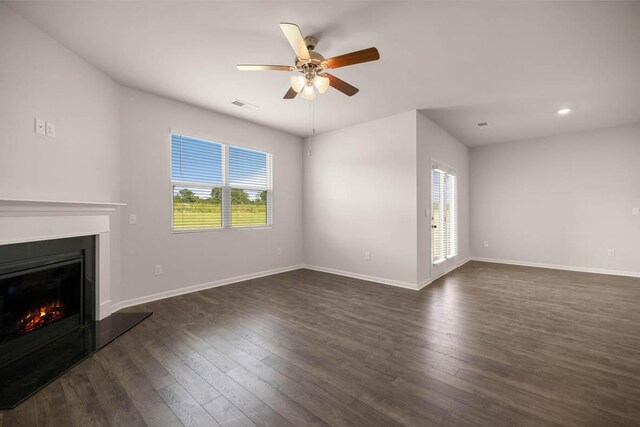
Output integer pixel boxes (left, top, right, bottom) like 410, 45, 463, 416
129, 214, 137, 225
45, 122, 56, 138
633, 207, 640, 216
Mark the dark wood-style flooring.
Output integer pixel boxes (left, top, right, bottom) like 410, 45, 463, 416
2, 262, 640, 426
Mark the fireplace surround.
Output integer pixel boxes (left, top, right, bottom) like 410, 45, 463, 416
0, 236, 95, 368
0, 198, 151, 408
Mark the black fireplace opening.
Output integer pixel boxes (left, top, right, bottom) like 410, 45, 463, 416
0, 235, 151, 409
0, 236, 95, 368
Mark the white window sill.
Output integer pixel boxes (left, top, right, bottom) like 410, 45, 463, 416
171, 226, 273, 234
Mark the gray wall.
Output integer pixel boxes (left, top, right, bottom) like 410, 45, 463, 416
0, 4, 123, 303
303, 111, 419, 286
1, 4, 304, 308
470, 123, 640, 275
417, 112, 470, 284
303, 110, 470, 288
0, 4, 121, 203
119, 87, 304, 303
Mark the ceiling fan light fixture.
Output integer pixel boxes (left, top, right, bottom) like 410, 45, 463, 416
237, 22, 380, 100
301, 85, 316, 100
313, 75, 330, 94
290, 75, 305, 93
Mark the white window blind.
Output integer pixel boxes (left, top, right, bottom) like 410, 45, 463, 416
432, 168, 457, 264
171, 133, 272, 231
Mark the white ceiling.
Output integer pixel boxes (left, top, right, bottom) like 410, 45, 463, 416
7, 1, 640, 146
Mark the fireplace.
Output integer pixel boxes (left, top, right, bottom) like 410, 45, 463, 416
0, 236, 95, 368
0, 199, 151, 408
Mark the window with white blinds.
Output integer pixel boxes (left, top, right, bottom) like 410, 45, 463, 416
432, 168, 457, 264
171, 133, 272, 231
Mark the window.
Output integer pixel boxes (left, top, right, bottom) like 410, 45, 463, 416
432, 167, 457, 264
171, 133, 272, 231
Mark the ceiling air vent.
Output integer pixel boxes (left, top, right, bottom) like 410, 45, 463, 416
231, 99, 259, 111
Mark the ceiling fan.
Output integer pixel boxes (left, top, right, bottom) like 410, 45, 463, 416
237, 23, 380, 100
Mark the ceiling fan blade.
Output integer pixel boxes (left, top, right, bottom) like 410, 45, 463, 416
283, 87, 298, 99
325, 47, 380, 69
280, 23, 310, 60
237, 64, 294, 71
325, 73, 359, 96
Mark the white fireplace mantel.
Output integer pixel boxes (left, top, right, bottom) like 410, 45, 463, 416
0, 198, 126, 320
0, 198, 125, 216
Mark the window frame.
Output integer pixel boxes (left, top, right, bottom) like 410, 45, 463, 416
169, 131, 273, 233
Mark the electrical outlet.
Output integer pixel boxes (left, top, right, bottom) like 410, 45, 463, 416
607, 249, 615, 257
276, 247, 282, 255
364, 251, 371, 261
34, 118, 46, 135
129, 214, 137, 225
45, 121, 56, 138
154, 264, 162, 275
633, 207, 640, 216
484, 241, 489, 248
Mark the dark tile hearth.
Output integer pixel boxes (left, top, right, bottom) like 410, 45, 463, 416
0, 312, 151, 409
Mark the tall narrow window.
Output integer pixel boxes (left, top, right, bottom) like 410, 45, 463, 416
432, 167, 457, 264
171, 133, 272, 231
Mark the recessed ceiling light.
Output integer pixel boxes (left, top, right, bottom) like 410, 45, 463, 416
556, 108, 571, 115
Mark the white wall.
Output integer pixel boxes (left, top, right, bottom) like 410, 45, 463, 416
118, 87, 304, 304
470, 123, 640, 275
417, 112, 470, 284
0, 4, 123, 302
0, 4, 120, 203
303, 111, 419, 286
0, 4, 304, 308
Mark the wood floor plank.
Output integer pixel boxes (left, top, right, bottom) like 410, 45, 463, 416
0, 396, 37, 427
2, 263, 640, 426
119, 330, 178, 391
158, 382, 219, 426
34, 381, 75, 427
83, 356, 147, 427
151, 324, 294, 427
203, 395, 256, 427
172, 327, 240, 373
226, 366, 328, 426
95, 342, 182, 427
59, 369, 112, 427
261, 353, 403, 427
143, 331, 221, 406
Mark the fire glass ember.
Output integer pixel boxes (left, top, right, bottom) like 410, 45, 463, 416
17, 301, 66, 335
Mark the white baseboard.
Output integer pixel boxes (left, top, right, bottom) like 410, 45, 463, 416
470, 257, 640, 278
110, 264, 304, 312
303, 259, 471, 291
417, 278, 432, 290
111, 258, 478, 313
98, 299, 111, 320
303, 264, 422, 290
